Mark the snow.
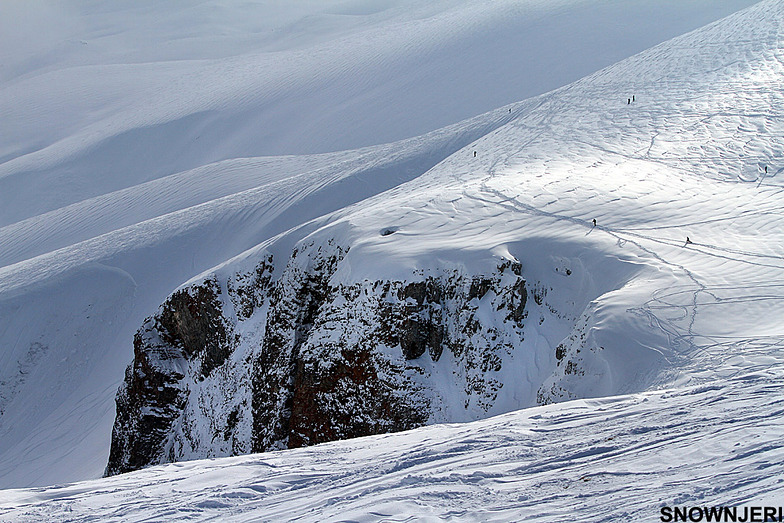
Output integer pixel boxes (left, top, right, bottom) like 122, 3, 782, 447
2, 370, 782, 521
1, 0, 782, 517
0, 0, 761, 223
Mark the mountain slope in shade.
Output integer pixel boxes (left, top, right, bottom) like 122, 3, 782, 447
0, 0, 760, 225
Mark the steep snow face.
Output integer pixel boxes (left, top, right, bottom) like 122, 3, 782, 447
106, 0, 784, 477
0, 0, 773, 489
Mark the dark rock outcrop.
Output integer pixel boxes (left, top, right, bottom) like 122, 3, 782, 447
106, 277, 240, 476
107, 240, 534, 476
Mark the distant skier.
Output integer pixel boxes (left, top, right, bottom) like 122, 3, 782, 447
592, 218, 597, 227
686, 236, 692, 245
628, 98, 631, 104
633, 95, 635, 102
474, 151, 477, 157
765, 165, 768, 173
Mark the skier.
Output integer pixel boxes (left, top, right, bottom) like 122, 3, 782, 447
592, 218, 597, 227
765, 165, 768, 174
686, 236, 692, 245
474, 151, 477, 157
633, 95, 635, 102
628, 98, 631, 104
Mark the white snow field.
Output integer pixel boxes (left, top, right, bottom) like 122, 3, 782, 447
2, 0, 783, 519
0, 0, 763, 491
2, 371, 783, 521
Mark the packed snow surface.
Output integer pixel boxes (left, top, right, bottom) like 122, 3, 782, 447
2, 370, 783, 521
2, 0, 783, 518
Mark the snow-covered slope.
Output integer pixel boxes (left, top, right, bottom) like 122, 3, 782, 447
0, 0, 761, 225
2, 370, 783, 521
0, 0, 774, 499
94, 0, 784, 481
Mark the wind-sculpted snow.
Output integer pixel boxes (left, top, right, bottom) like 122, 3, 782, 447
0, 0, 759, 224
3, 370, 783, 521
0, 0, 780, 506
102, 0, 784, 491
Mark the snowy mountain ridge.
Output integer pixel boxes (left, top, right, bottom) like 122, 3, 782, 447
2, 0, 784, 519
98, 0, 784, 496
0, 0, 763, 490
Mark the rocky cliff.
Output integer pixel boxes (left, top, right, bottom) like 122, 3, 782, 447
106, 234, 606, 476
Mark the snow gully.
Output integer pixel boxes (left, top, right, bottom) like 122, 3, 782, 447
660, 506, 784, 522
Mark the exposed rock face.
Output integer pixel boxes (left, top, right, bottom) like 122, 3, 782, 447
106, 277, 234, 476
106, 240, 536, 476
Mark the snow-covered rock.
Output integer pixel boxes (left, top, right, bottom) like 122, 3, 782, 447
107, 239, 541, 473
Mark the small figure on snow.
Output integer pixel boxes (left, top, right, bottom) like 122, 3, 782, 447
765, 165, 768, 174
685, 236, 692, 245
633, 95, 635, 102
628, 98, 631, 104
473, 151, 477, 157
592, 218, 597, 227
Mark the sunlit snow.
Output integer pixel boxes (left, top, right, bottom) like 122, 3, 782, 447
1, 0, 782, 520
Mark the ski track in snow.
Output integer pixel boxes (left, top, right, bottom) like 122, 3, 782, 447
1, 370, 782, 521
2, 0, 784, 517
